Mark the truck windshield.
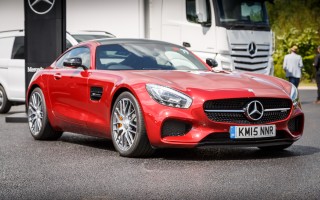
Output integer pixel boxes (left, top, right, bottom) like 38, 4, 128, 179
215, 0, 269, 30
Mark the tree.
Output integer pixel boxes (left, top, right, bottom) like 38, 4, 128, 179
267, 0, 320, 81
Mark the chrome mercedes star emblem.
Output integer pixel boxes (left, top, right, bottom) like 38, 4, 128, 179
28, 0, 55, 15
245, 100, 264, 121
248, 42, 256, 55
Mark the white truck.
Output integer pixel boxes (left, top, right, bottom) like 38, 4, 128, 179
148, 0, 274, 75
71, 0, 273, 74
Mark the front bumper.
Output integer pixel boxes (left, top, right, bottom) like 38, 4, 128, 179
139, 91, 304, 149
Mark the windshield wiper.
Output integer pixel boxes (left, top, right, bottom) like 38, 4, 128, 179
227, 24, 246, 30
224, 21, 269, 30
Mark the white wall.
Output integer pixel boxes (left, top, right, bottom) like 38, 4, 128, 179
0, 0, 24, 32
0, 0, 143, 38
67, 0, 143, 38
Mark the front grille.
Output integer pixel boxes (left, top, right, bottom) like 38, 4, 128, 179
199, 130, 290, 145
204, 98, 292, 124
231, 43, 270, 72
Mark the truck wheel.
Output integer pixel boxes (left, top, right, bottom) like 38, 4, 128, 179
27, 87, 63, 140
0, 85, 12, 114
111, 92, 154, 157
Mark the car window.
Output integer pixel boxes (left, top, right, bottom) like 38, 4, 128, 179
3, 36, 78, 59
12, 36, 24, 59
66, 39, 73, 49
55, 47, 91, 69
186, 0, 211, 25
0, 37, 15, 59
95, 43, 208, 71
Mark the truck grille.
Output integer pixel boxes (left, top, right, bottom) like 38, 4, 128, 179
231, 43, 270, 72
203, 98, 292, 124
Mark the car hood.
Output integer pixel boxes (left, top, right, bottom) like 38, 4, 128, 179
130, 70, 290, 99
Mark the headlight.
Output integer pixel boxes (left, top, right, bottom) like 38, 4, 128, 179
146, 84, 192, 108
290, 84, 299, 107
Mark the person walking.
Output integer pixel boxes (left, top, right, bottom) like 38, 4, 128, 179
313, 45, 320, 104
283, 45, 304, 88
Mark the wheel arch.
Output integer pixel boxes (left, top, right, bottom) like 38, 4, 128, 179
110, 84, 150, 124
110, 84, 145, 115
27, 84, 41, 104
0, 82, 9, 99
111, 87, 132, 112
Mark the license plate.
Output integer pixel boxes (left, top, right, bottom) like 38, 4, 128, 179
230, 125, 276, 139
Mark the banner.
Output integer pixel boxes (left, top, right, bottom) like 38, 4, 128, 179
24, 0, 66, 92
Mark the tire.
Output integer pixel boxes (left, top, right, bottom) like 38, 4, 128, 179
27, 87, 63, 140
0, 85, 12, 114
111, 92, 154, 157
258, 143, 293, 151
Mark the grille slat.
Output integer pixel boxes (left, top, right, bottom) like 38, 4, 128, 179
204, 98, 292, 124
231, 43, 270, 71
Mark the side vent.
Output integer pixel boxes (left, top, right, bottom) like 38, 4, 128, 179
161, 119, 192, 138
90, 87, 103, 101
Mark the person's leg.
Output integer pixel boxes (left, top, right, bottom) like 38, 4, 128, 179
295, 77, 300, 88
316, 71, 320, 101
288, 77, 299, 88
288, 77, 294, 85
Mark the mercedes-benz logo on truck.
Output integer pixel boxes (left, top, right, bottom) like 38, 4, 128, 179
248, 42, 257, 55
28, 0, 55, 15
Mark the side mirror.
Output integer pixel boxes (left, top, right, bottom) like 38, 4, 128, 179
196, 0, 208, 23
206, 58, 218, 68
63, 57, 87, 70
197, 13, 205, 23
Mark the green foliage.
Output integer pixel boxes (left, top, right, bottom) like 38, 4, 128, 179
250, 10, 262, 22
266, 0, 320, 82
273, 28, 319, 81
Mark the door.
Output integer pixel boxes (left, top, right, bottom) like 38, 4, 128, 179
47, 47, 91, 131
180, 0, 216, 55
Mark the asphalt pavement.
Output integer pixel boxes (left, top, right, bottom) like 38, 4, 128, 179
0, 89, 319, 200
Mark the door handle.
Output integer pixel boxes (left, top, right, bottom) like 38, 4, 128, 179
183, 42, 191, 48
54, 73, 62, 80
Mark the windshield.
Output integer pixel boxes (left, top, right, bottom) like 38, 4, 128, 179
95, 43, 209, 71
215, 0, 269, 30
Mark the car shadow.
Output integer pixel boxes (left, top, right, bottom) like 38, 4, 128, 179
59, 133, 116, 152
57, 133, 320, 160
152, 145, 320, 161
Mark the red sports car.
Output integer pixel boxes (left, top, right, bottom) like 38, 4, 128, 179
27, 39, 304, 157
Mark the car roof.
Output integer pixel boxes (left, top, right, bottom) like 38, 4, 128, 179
69, 30, 115, 37
0, 29, 116, 38
0, 29, 24, 38
94, 38, 181, 47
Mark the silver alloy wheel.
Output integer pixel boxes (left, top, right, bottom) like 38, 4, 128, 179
0, 90, 3, 108
28, 92, 44, 136
112, 98, 137, 151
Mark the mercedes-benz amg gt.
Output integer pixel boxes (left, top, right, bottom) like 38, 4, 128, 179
27, 39, 304, 157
